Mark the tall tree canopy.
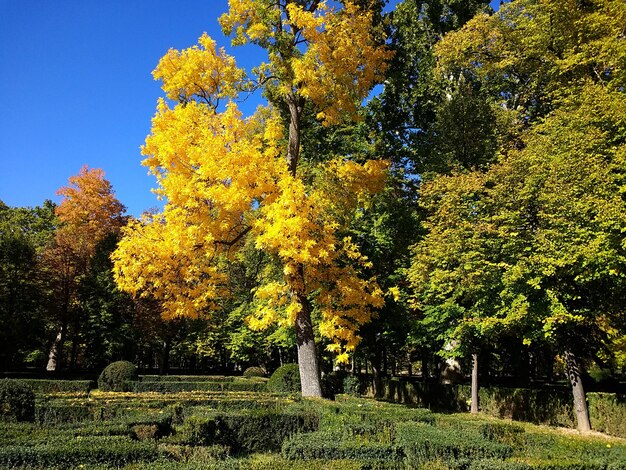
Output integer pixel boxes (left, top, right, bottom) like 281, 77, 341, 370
411, 0, 626, 429
45, 166, 126, 370
113, 0, 392, 396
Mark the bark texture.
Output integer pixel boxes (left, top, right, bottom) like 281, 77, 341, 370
565, 350, 591, 432
295, 295, 322, 397
471, 352, 479, 414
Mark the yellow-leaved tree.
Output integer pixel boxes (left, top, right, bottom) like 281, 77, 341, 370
112, 0, 392, 396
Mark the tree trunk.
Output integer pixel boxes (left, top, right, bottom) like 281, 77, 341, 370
159, 338, 171, 375
565, 350, 591, 432
295, 300, 322, 397
286, 96, 305, 175
46, 319, 67, 371
370, 348, 383, 398
471, 352, 479, 414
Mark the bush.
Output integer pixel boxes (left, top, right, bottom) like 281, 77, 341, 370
19, 379, 94, 395
267, 364, 300, 393
0, 379, 35, 422
0, 437, 159, 467
395, 422, 512, 466
243, 367, 266, 378
35, 402, 93, 425
129, 380, 267, 393
343, 375, 362, 396
282, 430, 403, 461
139, 375, 234, 383
177, 408, 320, 453
98, 361, 138, 392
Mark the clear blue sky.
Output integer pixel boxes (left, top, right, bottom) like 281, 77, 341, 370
0, 0, 501, 216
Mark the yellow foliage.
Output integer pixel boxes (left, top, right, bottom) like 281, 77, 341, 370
153, 33, 245, 103
113, 2, 391, 360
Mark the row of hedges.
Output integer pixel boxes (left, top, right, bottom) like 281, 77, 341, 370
364, 377, 626, 438
0, 435, 159, 467
139, 375, 236, 383
129, 380, 268, 393
17, 379, 95, 395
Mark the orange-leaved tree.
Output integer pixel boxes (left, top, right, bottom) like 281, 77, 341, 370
45, 166, 126, 370
112, 0, 392, 396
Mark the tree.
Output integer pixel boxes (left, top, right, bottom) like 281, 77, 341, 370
45, 166, 126, 371
366, 0, 491, 172
113, 1, 392, 396
410, 82, 626, 429
0, 201, 57, 369
423, 0, 626, 430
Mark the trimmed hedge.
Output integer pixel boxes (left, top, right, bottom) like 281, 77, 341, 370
365, 377, 626, 438
395, 422, 512, 466
0, 437, 159, 467
19, 379, 94, 395
268, 364, 300, 393
177, 408, 320, 452
0, 379, 35, 422
243, 367, 266, 378
35, 402, 93, 424
98, 361, 138, 392
282, 430, 403, 461
129, 380, 267, 393
139, 375, 235, 383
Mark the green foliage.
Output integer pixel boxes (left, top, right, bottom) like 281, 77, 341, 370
396, 422, 512, 466
177, 409, 320, 453
19, 379, 94, 395
243, 367, 266, 378
587, 393, 626, 439
130, 380, 267, 393
140, 375, 235, 382
0, 379, 35, 422
0, 437, 159, 468
35, 402, 93, 425
281, 430, 402, 462
343, 375, 362, 397
98, 360, 138, 392
267, 364, 300, 393
0, 201, 56, 370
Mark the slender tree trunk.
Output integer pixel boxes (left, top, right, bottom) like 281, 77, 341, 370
70, 315, 80, 370
471, 352, 479, 414
159, 338, 171, 375
407, 351, 413, 377
565, 350, 591, 432
46, 320, 67, 371
370, 348, 383, 398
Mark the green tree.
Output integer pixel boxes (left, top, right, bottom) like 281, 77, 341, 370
0, 201, 56, 369
410, 83, 626, 430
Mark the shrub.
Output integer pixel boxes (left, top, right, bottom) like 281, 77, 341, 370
281, 430, 403, 461
477, 422, 525, 445
267, 364, 300, 393
395, 422, 512, 466
19, 379, 94, 395
0, 437, 159, 467
35, 402, 93, 425
343, 375, 362, 396
0, 379, 35, 422
243, 367, 266, 378
129, 380, 267, 393
98, 361, 138, 392
139, 375, 234, 383
177, 408, 319, 453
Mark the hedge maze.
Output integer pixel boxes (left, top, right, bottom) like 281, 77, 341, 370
1, 375, 626, 469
